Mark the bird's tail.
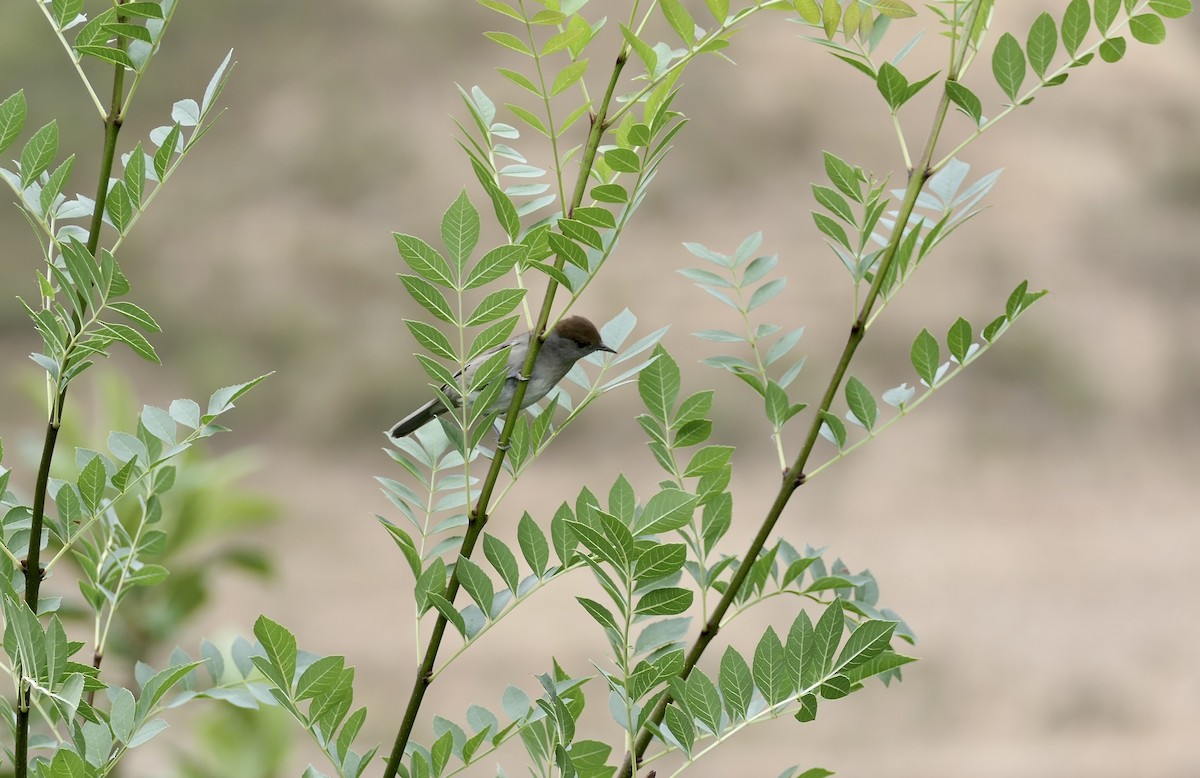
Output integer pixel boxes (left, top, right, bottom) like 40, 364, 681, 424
388, 399, 443, 439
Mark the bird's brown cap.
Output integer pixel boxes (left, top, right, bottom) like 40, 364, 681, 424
553, 316, 616, 353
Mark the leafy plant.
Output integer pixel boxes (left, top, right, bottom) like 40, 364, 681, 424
0, 2, 272, 776
244, 0, 1188, 777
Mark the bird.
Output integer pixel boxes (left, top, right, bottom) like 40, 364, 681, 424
388, 315, 615, 439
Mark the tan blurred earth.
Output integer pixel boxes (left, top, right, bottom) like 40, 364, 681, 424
2, 1, 1199, 776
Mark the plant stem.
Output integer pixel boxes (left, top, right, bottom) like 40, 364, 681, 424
14, 418, 60, 778
615, 75, 957, 778
381, 46, 629, 778
14, 29, 128, 774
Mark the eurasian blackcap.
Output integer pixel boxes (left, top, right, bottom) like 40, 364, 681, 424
388, 315, 615, 439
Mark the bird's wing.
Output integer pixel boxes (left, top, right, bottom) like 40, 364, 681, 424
453, 332, 529, 391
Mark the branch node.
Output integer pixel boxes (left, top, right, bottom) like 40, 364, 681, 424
794, 472, 808, 488
19, 559, 46, 581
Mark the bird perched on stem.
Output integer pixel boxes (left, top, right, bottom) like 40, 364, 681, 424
388, 315, 615, 439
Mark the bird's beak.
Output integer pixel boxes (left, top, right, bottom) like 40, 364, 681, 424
598, 343, 617, 354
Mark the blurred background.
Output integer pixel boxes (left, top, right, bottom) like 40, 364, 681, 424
2, 1, 1199, 776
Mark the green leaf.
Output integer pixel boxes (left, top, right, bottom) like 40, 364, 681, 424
75, 45, 136, 70
254, 615, 297, 693
1148, 0, 1192, 17
660, 0, 697, 44
875, 62, 909, 111
795, 693, 818, 722
464, 244, 525, 291
399, 275, 456, 323
1027, 12, 1058, 77
685, 669, 723, 734
719, 646, 753, 721
456, 556, 495, 615
705, 0, 730, 21
548, 232, 589, 270
118, 2, 164, 19
764, 380, 789, 427
992, 33, 1026, 101
813, 213, 851, 251
945, 81, 983, 125
77, 456, 106, 513
1095, 0, 1120, 32
477, 0, 524, 22
465, 288, 526, 326
206, 373, 271, 417
819, 410, 846, 449
794, 0, 822, 23
99, 322, 159, 363
663, 703, 695, 755
873, 0, 918, 18
1129, 13, 1167, 43
141, 405, 176, 444
910, 328, 939, 385
683, 445, 733, 477
442, 190, 481, 270
634, 586, 693, 616
619, 23, 658, 75
749, 278, 787, 311
635, 542, 687, 583
108, 301, 161, 335
787, 609, 815, 688
819, 674, 852, 699
638, 347, 678, 423
483, 534, 520, 593
591, 183, 628, 203
796, 769, 836, 778
559, 218, 603, 250
483, 31, 533, 55
428, 593, 467, 637
102, 21, 153, 44
1004, 280, 1030, 320
603, 147, 641, 173
947, 316, 973, 363
40, 154, 75, 215
812, 185, 855, 224
414, 558, 446, 614
1062, 0, 1092, 55
551, 59, 589, 96
551, 503, 577, 566
105, 180, 133, 233
636, 489, 698, 535
823, 151, 862, 202
573, 206, 616, 229
844, 376, 877, 430
127, 563, 169, 586
20, 120, 58, 188
52, 0, 84, 29
153, 124, 181, 181
110, 687, 136, 743
394, 233, 455, 287
577, 596, 620, 634
753, 627, 794, 704
464, 156, 519, 241
844, 649, 917, 683
822, 0, 842, 39
0, 90, 27, 155
811, 599, 844, 682
404, 320, 455, 360
498, 67, 542, 97
833, 620, 896, 674
1098, 35, 1126, 61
